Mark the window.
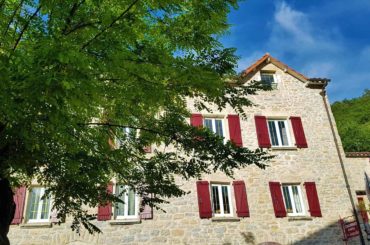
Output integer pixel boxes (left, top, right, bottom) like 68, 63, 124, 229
267, 120, 291, 147
282, 184, 305, 216
204, 118, 224, 138
116, 127, 136, 148
211, 184, 233, 217
260, 72, 275, 85
114, 184, 139, 219
26, 187, 51, 223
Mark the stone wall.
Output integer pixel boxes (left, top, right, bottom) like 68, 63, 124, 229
9, 62, 363, 244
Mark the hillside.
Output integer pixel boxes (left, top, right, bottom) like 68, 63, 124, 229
331, 89, 370, 152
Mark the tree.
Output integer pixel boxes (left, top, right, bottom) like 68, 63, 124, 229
332, 90, 370, 152
0, 0, 272, 241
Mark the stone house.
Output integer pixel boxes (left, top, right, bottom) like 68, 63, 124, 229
8, 54, 367, 244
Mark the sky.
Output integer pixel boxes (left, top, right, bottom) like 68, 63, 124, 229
221, 0, 370, 102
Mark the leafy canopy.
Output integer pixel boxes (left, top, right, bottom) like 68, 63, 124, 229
332, 89, 370, 152
0, 0, 272, 233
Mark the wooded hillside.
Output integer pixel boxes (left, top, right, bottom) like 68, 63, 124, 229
332, 90, 370, 152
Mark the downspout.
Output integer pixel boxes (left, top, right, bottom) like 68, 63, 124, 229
320, 90, 365, 244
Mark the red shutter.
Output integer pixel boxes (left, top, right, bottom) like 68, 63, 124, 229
97, 183, 113, 221
191, 114, 203, 127
254, 116, 271, 148
228, 115, 243, 147
304, 182, 322, 217
233, 181, 250, 217
196, 181, 212, 218
50, 209, 60, 223
11, 186, 26, 224
269, 182, 286, 217
290, 117, 308, 148
357, 197, 369, 223
143, 145, 152, 153
140, 193, 153, 220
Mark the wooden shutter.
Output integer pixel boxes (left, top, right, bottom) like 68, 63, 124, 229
143, 145, 152, 153
254, 116, 271, 148
228, 115, 243, 147
140, 193, 153, 220
290, 117, 308, 148
357, 197, 369, 223
304, 182, 322, 217
233, 181, 250, 217
191, 114, 203, 127
11, 186, 26, 225
97, 183, 113, 221
196, 181, 212, 218
50, 209, 60, 223
269, 182, 286, 217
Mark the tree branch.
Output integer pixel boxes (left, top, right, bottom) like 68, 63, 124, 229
62, 0, 85, 35
12, 4, 41, 51
3, 0, 24, 36
81, 0, 140, 49
77, 122, 162, 136
64, 21, 101, 35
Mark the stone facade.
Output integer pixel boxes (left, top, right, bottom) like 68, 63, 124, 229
8, 55, 364, 244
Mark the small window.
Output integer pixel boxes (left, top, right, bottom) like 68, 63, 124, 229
116, 127, 136, 148
26, 187, 51, 223
267, 120, 291, 147
211, 184, 233, 217
114, 185, 139, 219
282, 184, 305, 216
204, 118, 224, 138
260, 72, 275, 85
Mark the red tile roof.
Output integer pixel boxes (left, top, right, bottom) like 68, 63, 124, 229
345, 152, 370, 158
240, 53, 309, 82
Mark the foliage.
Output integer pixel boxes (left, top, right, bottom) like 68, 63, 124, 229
0, 0, 272, 233
332, 90, 370, 152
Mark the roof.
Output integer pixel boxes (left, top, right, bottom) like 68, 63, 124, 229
345, 152, 370, 158
240, 53, 330, 88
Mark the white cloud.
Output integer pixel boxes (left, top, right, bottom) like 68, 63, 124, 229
273, 2, 314, 45
234, 1, 369, 101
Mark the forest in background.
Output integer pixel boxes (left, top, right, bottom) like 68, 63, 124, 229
332, 89, 370, 152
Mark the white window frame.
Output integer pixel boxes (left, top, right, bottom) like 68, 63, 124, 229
113, 184, 139, 220
260, 72, 275, 84
210, 184, 233, 217
203, 117, 226, 141
267, 119, 292, 147
26, 187, 52, 223
282, 184, 306, 216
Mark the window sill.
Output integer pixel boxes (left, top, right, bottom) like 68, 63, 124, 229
288, 216, 313, 221
109, 219, 141, 225
20, 222, 52, 228
212, 217, 240, 222
271, 146, 297, 151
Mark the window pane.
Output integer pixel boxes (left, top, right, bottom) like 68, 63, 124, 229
127, 188, 136, 216
292, 186, 303, 213
115, 185, 125, 217
27, 188, 40, 220
212, 186, 220, 214
204, 119, 213, 132
278, 121, 289, 146
268, 121, 279, 146
40, 194, 51, 220
282, 186, 293, 213
261, 73, 274, 85
215, 120, 224, 137
221, 186, 230, 214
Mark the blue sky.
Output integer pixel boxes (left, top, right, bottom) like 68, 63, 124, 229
221, 0, 370, 102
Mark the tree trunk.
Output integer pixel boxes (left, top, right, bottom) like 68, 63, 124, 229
0, 178, 15, 245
